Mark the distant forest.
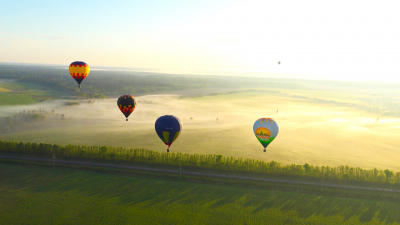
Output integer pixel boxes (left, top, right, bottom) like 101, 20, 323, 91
0, 65, 304, 97
3, 64, 400, 115
1, 140, 399, 185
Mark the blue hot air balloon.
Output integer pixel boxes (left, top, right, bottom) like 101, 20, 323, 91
155, 115, 182, 152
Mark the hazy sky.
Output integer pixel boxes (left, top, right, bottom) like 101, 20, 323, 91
1, 0, 399, 81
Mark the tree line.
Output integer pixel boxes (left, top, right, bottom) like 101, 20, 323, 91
0, 140, 399, 184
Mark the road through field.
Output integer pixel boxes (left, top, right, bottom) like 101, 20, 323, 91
1, 155, 399, 193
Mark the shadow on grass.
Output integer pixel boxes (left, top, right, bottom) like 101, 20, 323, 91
3, 163, 400, 224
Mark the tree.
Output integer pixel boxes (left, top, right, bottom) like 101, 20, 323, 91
303, 163, 311, 174
384, 169, 394, 183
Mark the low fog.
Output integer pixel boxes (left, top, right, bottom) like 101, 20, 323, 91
2, 89, 400, 171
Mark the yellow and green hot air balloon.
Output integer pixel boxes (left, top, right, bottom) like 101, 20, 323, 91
253, 118, 279, 152
69, 61, 90, 88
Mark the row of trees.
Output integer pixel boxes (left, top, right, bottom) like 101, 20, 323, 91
0, 140, 399, 184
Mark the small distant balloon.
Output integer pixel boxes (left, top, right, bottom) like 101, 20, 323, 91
117, 95, 137, 121
69, 61, 90, 88
155, 115, 182, 152
253, 118, 279, 152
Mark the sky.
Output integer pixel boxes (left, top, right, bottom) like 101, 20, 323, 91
1, 0, 400, 81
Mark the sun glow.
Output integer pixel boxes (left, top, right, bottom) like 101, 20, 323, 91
1, 0, 400, 81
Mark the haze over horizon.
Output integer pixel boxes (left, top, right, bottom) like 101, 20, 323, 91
1, 0, 399, 81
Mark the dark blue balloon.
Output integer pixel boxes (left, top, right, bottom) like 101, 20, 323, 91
155, 115, 182, 151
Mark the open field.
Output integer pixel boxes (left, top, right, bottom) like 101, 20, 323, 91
0, 80, 65, 104
0, 92, 38, 105
1, 90, 400, 171
0, 87, 10, 92
1, 163, 400, 225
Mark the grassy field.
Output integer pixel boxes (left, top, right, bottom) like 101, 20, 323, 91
1, 163, 400, 225
0, 80, 64, 104
0, 92, 38, 105
2, 90, 400, 172
0, 86, 10, 92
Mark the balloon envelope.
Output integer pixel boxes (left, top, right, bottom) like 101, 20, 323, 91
155, 115, 182, 148
117, 95, 137, 121
69, 61, 90, 87
253, 118, 279, 149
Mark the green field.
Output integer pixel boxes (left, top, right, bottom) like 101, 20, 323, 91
0, 92, 38, 105
1, 163, 400, 225
0, 80, 65, 102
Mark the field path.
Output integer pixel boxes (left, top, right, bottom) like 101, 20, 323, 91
1, 155, 400, 193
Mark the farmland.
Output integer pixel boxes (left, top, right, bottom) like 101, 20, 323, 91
0, 92, 37, 106
1, 162, 400, 225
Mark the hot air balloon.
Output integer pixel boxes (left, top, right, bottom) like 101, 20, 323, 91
155, 115, 182, 152
69, 61, 90, 88
253, 118, 279, 152
117, 95, 137, 121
